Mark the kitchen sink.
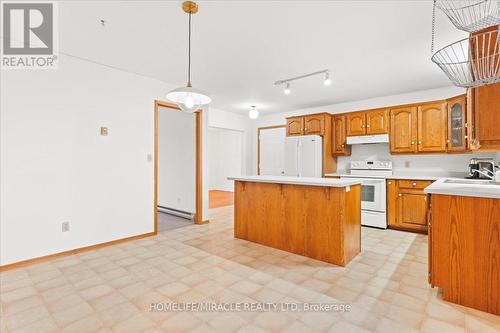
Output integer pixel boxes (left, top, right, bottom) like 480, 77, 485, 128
444, 179, 500, 186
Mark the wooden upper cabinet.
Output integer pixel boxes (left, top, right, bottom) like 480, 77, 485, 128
366, 109, 389, 135
447, 95, 467, 152
473, 82, 500, 149
346, 112, 366, 136
304, 114, 325, 135
286, 117, 304, 136
332, 115, 351, 155
417, 102, 447, 153
390, 107, 417, 153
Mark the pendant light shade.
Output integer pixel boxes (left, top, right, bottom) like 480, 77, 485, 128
166, 86, 212, 113
166, 1, 211, 112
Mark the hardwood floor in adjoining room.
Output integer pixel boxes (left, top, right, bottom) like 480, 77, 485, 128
1, 206, 499, 333
209, 190, 234, 209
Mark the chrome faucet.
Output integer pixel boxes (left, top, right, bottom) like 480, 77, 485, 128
474, 168, 495, 180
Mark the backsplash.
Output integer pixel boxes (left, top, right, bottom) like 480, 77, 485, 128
337, 144, 499, 172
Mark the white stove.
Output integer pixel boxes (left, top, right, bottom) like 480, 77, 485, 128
341, 160, 392, 229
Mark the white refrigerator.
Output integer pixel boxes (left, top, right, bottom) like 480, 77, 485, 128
284, 135, 323, 177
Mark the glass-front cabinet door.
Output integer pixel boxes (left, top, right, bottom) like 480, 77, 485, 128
447, 95, 467, 152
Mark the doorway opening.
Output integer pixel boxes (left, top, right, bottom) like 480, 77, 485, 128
154, 100, 206, 233
257, 125, 286, 176
207, 127, 244, 208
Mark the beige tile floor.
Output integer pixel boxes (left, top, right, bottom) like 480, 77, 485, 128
1, 206, 499, 333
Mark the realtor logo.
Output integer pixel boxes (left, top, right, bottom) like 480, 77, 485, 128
1, 2, 58, 69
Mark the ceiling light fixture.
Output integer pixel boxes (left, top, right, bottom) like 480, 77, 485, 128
323, 71, 332, 86
248, 106, 259, 119
283, 82, 291, 95
166, 1, 211, 113
275, 69, 331, 95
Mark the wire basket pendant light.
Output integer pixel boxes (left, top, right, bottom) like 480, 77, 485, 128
430, 0, 500, 88
166, 1, 211, 113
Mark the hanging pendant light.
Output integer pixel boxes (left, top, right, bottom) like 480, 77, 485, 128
166, 1, 211, 113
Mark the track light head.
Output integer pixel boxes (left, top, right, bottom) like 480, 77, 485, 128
324, 71, 332, 86
284, 82, 291, 95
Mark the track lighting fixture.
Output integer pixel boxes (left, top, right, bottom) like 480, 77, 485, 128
283, 82, 291, 95
248, 106, 259, 119
275, 69, 331, 96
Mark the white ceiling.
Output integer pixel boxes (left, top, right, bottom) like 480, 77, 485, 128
59, 0, 467, 115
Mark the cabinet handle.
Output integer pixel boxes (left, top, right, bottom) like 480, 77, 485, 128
388, 181, 392, 185
398, 193, 402, 197
418, 141, 422, 144
341, 144, 345, 148
366, 124, 370, 128
412, 182, 417, 187
411, 141, 415, 145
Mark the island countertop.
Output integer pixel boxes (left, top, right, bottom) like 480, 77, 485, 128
227, 175, 360, 187
231, 176, 361, 266
424, 178, 500, 199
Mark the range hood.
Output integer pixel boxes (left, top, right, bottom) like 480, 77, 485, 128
346, 134, 389, 145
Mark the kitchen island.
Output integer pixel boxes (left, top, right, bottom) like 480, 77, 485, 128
425, 179, 500, 315
228, 176, 361, 266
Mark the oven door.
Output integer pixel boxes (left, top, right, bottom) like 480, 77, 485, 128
343, 177, 386, 212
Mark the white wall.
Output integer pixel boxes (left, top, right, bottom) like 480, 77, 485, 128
337, 144, 496, 173
207, 129, 244, 192
0, 54, 224, 265
0, 55, 166, 265
207, 107, 251, 177
248, 86, 468, 175
158, 107, 196, 213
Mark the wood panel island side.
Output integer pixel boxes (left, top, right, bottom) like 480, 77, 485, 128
228, 176, 361, 266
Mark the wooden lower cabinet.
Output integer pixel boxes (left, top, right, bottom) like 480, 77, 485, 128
234, 181, 361, 266
387, 179, 432, 233
429, 194, 499, 315
397, 190, 428, 232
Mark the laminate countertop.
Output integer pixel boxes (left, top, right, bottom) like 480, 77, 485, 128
228, 176, 360, 188
324, 170, 469, 181
424, 178, 500, 199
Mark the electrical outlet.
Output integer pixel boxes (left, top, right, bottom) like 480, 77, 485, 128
404, 161, 411, 168
100, 127, 108, 136
62, 222, 70, 232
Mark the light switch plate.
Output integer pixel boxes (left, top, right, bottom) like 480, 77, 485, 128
100, 127, 108, 136
62, 222, 70, 232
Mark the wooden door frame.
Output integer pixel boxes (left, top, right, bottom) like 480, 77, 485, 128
257, 125, 286, 175
154, 100, 207, 233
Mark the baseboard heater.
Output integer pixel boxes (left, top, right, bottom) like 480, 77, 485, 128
157, 206, 195, 220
